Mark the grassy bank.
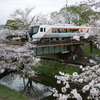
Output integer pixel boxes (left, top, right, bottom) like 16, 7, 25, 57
81, 44, 100, 55
32, 60, 80, 76
0, 84, 28, 100
6, 40, 27, 44
32, 44, 100, 76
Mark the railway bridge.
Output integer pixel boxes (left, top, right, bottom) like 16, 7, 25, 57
32, 40, 92, 58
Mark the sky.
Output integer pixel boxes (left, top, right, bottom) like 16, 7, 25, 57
0, 0, 87, 24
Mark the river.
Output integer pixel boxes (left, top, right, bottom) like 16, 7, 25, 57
0, 72, 90, 100
0, 73, 56, 100
0, 55, 100, 100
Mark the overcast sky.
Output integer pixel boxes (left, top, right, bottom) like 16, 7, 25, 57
0, 0, 87, 24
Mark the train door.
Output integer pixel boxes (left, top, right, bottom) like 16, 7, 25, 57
39, 27, 46, 37
39, 27, 47, 41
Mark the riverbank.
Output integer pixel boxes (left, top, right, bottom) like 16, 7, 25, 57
0, 84, 29, 100
31, 59, 80, 76
31, 44, 100, 77
0, 44, 99, 100
81, 44, 100, 55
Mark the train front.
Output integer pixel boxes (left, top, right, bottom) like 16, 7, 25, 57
29, 25, 40, 42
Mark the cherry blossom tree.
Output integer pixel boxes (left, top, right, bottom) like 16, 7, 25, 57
0, 7, 42, 79
53, 60, 100, 100
0, 6, 51, 80
6, 7, 49, 41
87, 0, 100, 49
52, 0, 100, 100
0, 1, 100, 99
0, 41, 40, 79
7, 7, 36, 41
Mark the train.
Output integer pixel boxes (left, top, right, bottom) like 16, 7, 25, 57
29, 24, 94, 42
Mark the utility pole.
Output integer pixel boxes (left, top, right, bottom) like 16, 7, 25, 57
65, 0, 68, 24
66, 0, 68, 8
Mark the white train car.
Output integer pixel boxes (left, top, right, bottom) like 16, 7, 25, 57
29, 24, 94, 42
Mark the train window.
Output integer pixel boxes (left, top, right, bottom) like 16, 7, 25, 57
44, 28, 46, 32
52, 29, 67, 33
59, 29, 67, 33
72, 29, 79, 33
52, 29, 58, 33
52, 28, 79, 33
40, 28, 43, 32
67, 29, 71, 33
67, 29, 79, 33
33, 27, 39, 33
29, 26, 39, 34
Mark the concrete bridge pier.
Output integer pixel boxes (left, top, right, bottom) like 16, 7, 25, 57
58, 44, 87, 60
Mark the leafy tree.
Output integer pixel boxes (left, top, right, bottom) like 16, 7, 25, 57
50, 1, 100, 26
5, 7, 49, 41
6, 20, 18, 30
9, 7, 36, 41
66, 3, 100, 25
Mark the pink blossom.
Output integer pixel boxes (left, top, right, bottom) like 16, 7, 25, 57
82, 85, 90, 93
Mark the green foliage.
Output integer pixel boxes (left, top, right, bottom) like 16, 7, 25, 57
81, 44, 100, 55
50, 11, 58, 19
6, 20, 17, 25
0, 84, 28, 100
66, 4, 100, 25
32, 60, 79, 76
6, 40, 27, 44
51, 2, 100, 25
6, 20, 18, 30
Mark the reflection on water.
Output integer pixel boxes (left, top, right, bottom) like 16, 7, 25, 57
0, 71, 94, 100
95, 55, 100, 63
0, 74, 53, 100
